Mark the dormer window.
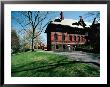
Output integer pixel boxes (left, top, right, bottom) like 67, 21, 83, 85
54, 19, 61, 22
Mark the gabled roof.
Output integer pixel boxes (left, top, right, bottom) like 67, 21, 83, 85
51, 19, 91, 29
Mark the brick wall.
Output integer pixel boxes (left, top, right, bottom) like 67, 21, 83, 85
51, 32, 86, 44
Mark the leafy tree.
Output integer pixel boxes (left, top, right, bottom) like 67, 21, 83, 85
11, 29, 20, 53
21, 28, 42, 51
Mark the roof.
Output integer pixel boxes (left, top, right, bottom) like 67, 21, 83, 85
51, 19, 91, 29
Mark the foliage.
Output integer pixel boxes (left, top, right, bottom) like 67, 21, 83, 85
20, 28, 42, 51
11, 51, 100, 77
21, 43, 31, 52
82, 11, 100, 53
12, 11, 56, 51
11, 29, 20, 53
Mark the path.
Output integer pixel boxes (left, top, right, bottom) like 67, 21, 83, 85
38, 50, 100, 67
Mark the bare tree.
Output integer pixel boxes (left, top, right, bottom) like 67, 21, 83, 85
85, 11, 100, 22
12, 11, 54, 51
84, 11, 100, 53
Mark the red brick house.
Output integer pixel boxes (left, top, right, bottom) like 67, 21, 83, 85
45, 12, 90, 51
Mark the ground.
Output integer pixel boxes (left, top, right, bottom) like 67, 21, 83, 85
11, 50, 100, 77
40, 50, 100, 64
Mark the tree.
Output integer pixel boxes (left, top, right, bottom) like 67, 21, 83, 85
21, 28, 42, 51
85, 11, 100, 53
85, 11, 100, 22
12, 11, 54, 51
11, 29, 20, 53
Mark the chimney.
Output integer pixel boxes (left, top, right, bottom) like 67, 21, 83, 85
78, 16, 86, 27
79, 16, 83, 21
60, 11, 64, 20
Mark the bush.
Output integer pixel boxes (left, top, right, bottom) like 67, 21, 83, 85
75, 44, 100, 53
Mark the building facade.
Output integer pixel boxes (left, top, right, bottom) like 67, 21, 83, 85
45, 12, 90, 51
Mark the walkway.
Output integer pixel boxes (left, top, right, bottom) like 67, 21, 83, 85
38, 50, 100, 67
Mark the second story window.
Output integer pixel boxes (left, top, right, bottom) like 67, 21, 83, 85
69, 35, 72, 41
74, 36, 76, 42
77, 36, 80, 42
62, 33, 65, 41
54, 33, 58, 41
81, 36, 83, 42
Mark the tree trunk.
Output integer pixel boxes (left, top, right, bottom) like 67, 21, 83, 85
32, 37, 34, 51
32, 28, 35, 51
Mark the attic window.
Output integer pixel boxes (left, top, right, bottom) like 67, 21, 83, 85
54, 19, 61, 22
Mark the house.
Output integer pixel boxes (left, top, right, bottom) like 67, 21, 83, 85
45, 12, 91, 51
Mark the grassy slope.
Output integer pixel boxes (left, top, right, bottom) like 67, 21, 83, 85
11, 51, 100, 77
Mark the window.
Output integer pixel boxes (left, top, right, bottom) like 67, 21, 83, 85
56, 45, 59, 49
85, 32, 88, 36
77, 36, 80, 42
62, 33, 65, 41
63, 45, 66, 49
81, 36, 83, 42
69, 35, 72, 41
83, 36, 85, 42
56, 28, 62, 31
74, 36, 76, 42
54, 33, 58, 41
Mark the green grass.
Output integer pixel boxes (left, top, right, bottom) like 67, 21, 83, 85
11, 51, 100, 77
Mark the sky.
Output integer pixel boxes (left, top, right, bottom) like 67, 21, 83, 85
11, 11, 100, 45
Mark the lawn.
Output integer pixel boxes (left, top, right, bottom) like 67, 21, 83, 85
11, 51, 100, 77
